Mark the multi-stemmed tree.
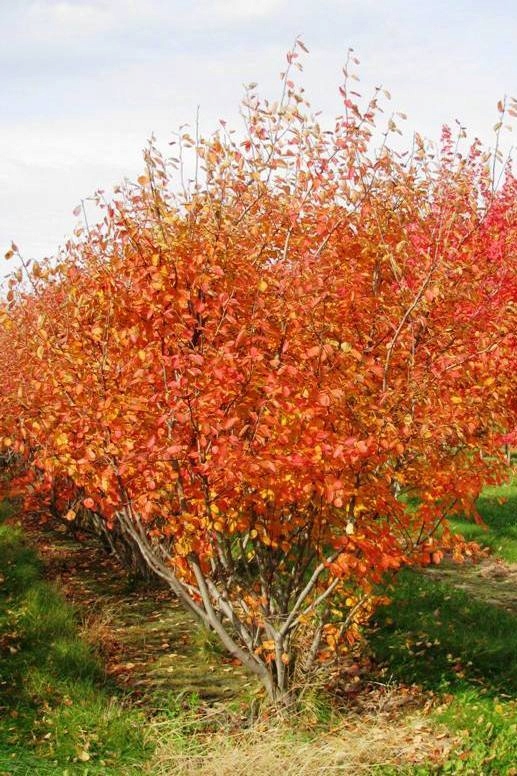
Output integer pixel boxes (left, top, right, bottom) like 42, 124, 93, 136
1, 44, 516, 702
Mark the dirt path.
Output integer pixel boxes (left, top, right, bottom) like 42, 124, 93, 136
424, 556, 517, 614
27, 525, 252, 706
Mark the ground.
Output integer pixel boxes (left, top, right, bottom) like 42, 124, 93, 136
1, 475, 516, 774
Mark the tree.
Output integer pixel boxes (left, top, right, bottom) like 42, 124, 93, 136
1, 43, 516, 703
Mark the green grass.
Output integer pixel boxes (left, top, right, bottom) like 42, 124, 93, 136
435, 690, 517, 774
0, 503, 151, 775
370, 476, 517, 774
379, 692, 517, 775
1, 472, 516, 775
448, 475, 517, 563
371, 571, 517, 694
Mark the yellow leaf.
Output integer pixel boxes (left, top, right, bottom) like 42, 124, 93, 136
258, 279, 268, 292
451, 396, 462, 404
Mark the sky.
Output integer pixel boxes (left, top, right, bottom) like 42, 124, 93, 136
1, 0, 516, 273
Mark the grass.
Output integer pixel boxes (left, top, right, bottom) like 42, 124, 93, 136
148, 711, 450, 775
370, 571, 517, 694
435, 690, 517, 775
146, 475, 517, 774
1, 473, 516, 774
369, 572, 517, 773
448, 475, 517, 563
369, 473, 517, 774
0, 502, 150, 775
0, 501, 454, 775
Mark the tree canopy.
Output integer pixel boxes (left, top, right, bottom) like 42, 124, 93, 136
1, 43, 516, 701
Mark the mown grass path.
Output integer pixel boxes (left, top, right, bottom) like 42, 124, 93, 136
425, 555, 517, 614
25, 525, 252, 708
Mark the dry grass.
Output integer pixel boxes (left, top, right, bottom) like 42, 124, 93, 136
79, 604, 121, 657
148, 691, 455, 775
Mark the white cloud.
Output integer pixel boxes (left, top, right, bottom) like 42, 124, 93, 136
203, 0, 286, 21
23, 0, 286, 44
26, 0, 114, 38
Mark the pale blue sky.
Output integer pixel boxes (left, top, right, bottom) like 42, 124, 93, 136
1, 0, 516, 269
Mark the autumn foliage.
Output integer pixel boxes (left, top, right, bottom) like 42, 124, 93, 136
1, 44, 516, 701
